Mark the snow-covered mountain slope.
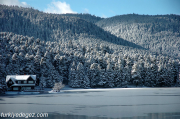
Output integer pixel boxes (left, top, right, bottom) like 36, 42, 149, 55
0, 5, 144, 49
1, 31, 179, 90
0, 6, 179, 92
96, 14, 180, 59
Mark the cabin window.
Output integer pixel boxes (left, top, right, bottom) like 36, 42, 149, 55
25, 87, 31, 90
28, 81, 33, 84
9, 81, 12, 84
13, 87, 19, 90
18, 81, 21, 84
24, 81, 27, 84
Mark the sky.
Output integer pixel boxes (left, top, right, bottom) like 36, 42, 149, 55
0, 0, 180, 18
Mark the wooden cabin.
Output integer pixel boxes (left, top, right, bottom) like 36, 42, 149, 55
6, 75, 36, 91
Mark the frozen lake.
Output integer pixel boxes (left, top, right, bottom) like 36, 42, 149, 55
0, 88, 180, 119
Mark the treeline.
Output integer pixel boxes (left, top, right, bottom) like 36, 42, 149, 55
0, 32, 179, 92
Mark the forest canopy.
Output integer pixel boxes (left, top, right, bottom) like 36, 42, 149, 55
0, 5, 180, 92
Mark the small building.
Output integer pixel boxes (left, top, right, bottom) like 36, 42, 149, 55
6, 75, 36, 91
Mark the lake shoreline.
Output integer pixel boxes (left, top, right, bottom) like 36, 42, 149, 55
2, 85, 180, 95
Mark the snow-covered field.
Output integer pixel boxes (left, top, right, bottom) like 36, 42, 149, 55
1, 88, 180, 119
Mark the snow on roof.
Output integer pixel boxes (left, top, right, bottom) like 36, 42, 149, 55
30, 75, 36, 80
7, 77, 16, 84
15, 75, 30, 80
6, 75, 36, 82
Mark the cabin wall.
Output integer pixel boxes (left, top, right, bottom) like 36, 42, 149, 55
8, 86, 35, 91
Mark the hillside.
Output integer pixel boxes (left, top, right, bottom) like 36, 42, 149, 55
0, 5, 143, 49
0, 5, 179, 93
96, 14, 180, 59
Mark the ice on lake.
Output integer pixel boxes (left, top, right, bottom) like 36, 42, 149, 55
0, 88, 180, 119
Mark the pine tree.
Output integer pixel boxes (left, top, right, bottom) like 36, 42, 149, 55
76, 62, 90, 88
68, 61, 78, 87
89, 63, 100, 87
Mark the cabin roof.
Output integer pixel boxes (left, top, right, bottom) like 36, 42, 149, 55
6, 75, 36, 82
